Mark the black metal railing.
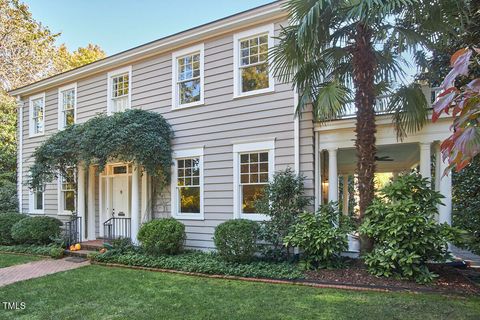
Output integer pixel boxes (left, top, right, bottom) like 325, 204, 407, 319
64, 216, 81, 246
103, 217, 131, 241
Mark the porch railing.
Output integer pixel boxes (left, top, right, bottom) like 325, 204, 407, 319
337, 87, 441, 119
64, 216, 81, 246
103, 217, 131, 241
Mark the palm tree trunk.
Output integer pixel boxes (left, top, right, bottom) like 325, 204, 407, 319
352, 23, 377, 253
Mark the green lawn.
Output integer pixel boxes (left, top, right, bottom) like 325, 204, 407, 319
0, 253, 43, 268
0, 265, 479, 320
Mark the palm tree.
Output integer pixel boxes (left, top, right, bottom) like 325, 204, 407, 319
272, 0, 463, 252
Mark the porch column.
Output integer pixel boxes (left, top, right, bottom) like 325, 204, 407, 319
436, 150, 452, 225
419, 142, 431, 181
342, 175, 349, 215
87, 166, 96, 240
141, 170, 148, 223
328, 148, 338, 203
77, 164, 86, 242
131, 164, 140, 243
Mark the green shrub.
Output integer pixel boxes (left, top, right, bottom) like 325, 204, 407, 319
0, 213, 27, 245
91, 250, 303, 280
360, 173, 459, 283
0, 244, 61, 256
137, 218, 185, 255
255, 168, 311, 261
214, 219, 259, 263
11, 216, 63, 245
104, 237, 137, 253
49, 246, 64, 259
284, 203, 349, 269
0, 178, 18, 213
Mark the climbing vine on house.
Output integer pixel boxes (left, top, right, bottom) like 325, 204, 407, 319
29, 109, 173, 189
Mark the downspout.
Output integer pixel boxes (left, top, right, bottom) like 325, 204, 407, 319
16, 96, 23, 212
293, 87, 300, 175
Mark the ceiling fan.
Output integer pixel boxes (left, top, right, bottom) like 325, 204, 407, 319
375, 155, 394, 162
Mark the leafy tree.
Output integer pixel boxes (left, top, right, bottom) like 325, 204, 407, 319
54, 44, 106, 72
271, 0, 461, 252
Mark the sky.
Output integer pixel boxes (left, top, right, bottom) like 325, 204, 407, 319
25, 0, 274, 56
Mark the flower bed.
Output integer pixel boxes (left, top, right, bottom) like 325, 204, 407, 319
89, 250, 303, 280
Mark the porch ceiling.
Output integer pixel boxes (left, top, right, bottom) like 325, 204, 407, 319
337, 143, 419, 174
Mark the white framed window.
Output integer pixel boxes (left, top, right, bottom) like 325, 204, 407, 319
58, 83, 77, 130
233, 24, 275, 98
171, 44, 204, 109
171, 148, 204, 220
233, 139, 275, 221
107, 66, 132, 114
29, 188, 44, 214
58, 167, 76, 215
29, 93, 45, 137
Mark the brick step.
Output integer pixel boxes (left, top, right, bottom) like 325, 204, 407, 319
79, 244, 104, 251
65, 249, 97, 258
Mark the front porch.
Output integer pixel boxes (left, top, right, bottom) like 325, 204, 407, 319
314, 115, 453, 225
74, 162, 152, 244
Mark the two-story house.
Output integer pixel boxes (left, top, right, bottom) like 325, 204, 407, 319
10, 1, 453, 251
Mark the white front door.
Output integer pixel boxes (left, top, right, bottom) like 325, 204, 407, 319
112, 175, 129, 217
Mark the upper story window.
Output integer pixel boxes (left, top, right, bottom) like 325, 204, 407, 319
107, 66, 132, 114
233, 139, 275, 221
233, 24, 275, 98
172, 44, 204, 109
29, 93, 45, 137
171, 148, 204, 220
58, 83, 76, 130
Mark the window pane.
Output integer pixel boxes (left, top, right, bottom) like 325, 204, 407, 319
64, 191, 75, 212
179, 79, 201, 105
242, 184, 265, 214
65, 109, 75, 126
240, 154, 249, 163
259, 152, 268, 162
35, 191, 43, 210
241, 63, 269, 93
113, 166, 127, 174
179, 186, 200, 213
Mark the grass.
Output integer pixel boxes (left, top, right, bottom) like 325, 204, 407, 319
0, 253, 43, 268
0, 265, 479, 319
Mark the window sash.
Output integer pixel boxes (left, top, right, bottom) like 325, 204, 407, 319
111, 73, 129, 98
33, 190, 43, 210
175, 157, 201, 215
238, 151, 269, 214
32, 98, 44, 134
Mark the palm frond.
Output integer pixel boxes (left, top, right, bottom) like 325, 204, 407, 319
387, 83, 429, 140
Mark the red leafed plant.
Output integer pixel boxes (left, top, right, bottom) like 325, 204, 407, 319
432, 48, 480, 172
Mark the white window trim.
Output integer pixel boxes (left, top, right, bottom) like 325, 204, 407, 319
171, 43, 205, 110
57, 170, 76, 216
58, 83, 77, 130
28, 189, 45, 215
233, 139, 275, 221
233, 24, 275, 99
29, 92, 46, 138
107, 66, 132, 115
171, 147, 204, 220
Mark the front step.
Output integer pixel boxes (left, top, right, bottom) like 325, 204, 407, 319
65, 249, 97, 258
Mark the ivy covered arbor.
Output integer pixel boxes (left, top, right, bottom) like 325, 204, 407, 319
29, 109, 173, 242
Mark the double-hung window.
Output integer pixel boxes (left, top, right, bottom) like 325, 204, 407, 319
172, 44, 204, 109
58, 83, 76, 129
233, 140, 275, 220
29, 93, 45, 137
233, 24, 275, 98
59, 168, 76, 214
171, 148, 204, 219
107, 66, 132, 114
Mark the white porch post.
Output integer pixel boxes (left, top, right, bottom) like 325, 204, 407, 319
131, 164, 140, 243
87, 166, 96, 240
141, 170, 148, 223
419, 142, 431, 181
437, 152, 452, 225
77, 164, 86, 242
342, 175, 349, 215
328, 148, 338, 203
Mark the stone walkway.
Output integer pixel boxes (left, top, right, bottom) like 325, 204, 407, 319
0, 257, 90, 287
451, 245, 480, 267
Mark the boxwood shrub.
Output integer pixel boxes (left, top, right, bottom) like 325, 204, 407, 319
11, 216, 63, 245
138, 218, 185, 255
214, 219, 259, 263
0, 213, 28, 245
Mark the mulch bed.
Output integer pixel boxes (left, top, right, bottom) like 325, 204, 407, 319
304, 259, 480, 295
